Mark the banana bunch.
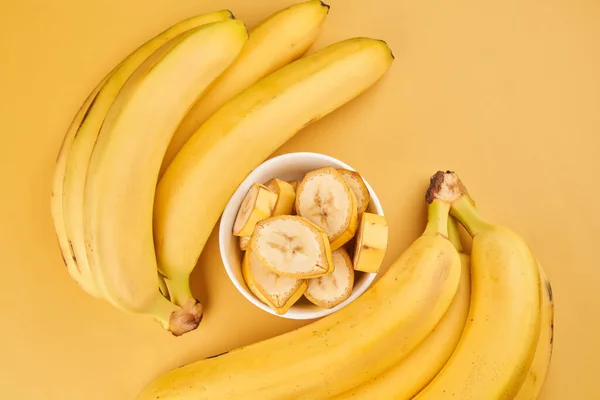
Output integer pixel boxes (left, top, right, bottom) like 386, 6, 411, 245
137, 171, 554, 399
50, 0, 394, 336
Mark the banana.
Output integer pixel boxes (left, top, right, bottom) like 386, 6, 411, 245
160, 0, 330, 176
352, 212, 388, 273
514, 263, 554, 399
296, 167, 358, 250
136, 198, 460, 400
83, 20, 247, 335
304, 247, 354, 309
154, 37, 393, 308
58, 10, 233, 305
250, 215, 333, 278
415, 171, 542, 399
337, 169, 370, 214
242, 249, 307, 315
233, 183, 277, 236
51, 77, 108, 298
333, 215, 471, 399
265, 178, 296, 216
239, 235, 251, 251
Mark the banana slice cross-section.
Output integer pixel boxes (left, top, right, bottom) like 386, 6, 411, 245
233, 183, 278, 236
305, 247, 354, 309
353, 212, 388, 273
296, 167, 358, 251
243, 249, 307, 314
337, 169, 370, 214
265, 178, 296, 216
250, 215, 333, 278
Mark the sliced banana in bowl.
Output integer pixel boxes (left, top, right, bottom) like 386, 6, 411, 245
304, 247, 354, 309
233, 183, 277, 236
337, 168, 370, 215
242, 249, 307, 315
250, 215, 334, 278
295, 167, 358, 251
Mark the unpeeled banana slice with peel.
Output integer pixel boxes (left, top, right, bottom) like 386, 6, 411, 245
289, 180, 299, 214
242, 249, 307, 315
265, 178, 296, 216
296, 167, 358, 251
337, 169, 370, 214
233, 183, 277, 236
250, 215, 334, 278
353, 212, 388, 273
239, 235, 251, 251
305, 247, 354, 309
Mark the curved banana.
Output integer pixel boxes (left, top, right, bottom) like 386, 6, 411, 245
154, 37, 394, 311
83, 20, 247, 335
51, 78, 108, 298
514, 263, 554, 399
415, 171, 542, 399
333, 216, 471, 399
137, 199, 460, 400
58, 10, 233, 305
160, 0, 330, 176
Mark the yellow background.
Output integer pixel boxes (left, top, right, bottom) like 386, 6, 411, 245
1, 0, 598, 398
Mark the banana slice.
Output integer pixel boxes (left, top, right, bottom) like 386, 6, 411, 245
337, 169, 370, 214
250, 215, 334, 278
304, 247, 354, 309
296, 167, 358, 250
233, 183, 278, 236
265, 178, 296, 216
242, 250, 307, 315
353, 212, 388, 273
239, 236, 251, 251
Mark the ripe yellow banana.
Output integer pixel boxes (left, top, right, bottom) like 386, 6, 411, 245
415, 171, 542, 399
56, 9, 233, 304
51, 77, 109, 298
137, 199, 460, 400
83, 20, 247, 335
154, 37, 394, 309
160, 0, 329, 176
333, 215, 471, 399
514, 263, 554, 399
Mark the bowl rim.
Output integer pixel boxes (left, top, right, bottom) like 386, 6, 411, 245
218, 151, 385, 320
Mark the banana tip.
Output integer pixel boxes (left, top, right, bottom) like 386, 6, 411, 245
425, 170, 467, 204
320, 1, 331, 10
169, 299, 204, 337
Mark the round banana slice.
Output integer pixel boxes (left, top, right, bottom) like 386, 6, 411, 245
233, 183, 278, 236
337, 169, 370, 214
304, 247, 354, 309
242, 250, 307, 315
250, 215, 334, 278
265, 178, 296, 216
239, 235, 251, 251
353, 212, 388, 273
295, 167, 358, 250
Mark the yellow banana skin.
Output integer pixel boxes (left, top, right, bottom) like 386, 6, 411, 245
56, 10, 233, 305
137, 200, 461, 400
416, 171, 542, 400
154, 37, 394, 312
333, 216, 471, 400
514, 263, 554, 399
160, 0, 329, 176
50, 78, 108, 298
83, 21, 247, 335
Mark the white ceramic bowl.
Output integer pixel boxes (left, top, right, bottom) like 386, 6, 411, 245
219, 152, 384, 320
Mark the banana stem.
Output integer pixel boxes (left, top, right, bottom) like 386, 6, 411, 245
165, 276, 196, 309
450, 195, 490, 236
447, 216, 463, 253
423, 199, 451, 238
425, 171, 491, 236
